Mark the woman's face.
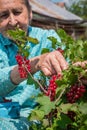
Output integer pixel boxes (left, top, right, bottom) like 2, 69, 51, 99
0, 0, 30, 36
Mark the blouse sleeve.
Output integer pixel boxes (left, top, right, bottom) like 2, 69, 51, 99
0, 49, 16, 97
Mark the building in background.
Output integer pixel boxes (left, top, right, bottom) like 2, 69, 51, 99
30, 0, 87, 39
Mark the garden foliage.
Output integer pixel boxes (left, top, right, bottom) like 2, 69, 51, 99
7, 28, 87, 130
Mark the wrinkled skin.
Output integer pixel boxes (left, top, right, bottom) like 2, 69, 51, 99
0, 0, 29, 36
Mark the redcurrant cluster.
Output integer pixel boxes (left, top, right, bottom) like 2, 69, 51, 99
46, 74, 61, 101
46, 75, 57, 101
15, 54, 31, 78
66, 84, 86, 103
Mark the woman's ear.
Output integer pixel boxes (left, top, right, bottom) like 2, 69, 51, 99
29, 11, 32, 21
29, 11, 32, 25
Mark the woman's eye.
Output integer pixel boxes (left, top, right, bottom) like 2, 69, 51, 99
13, 11, 22, 15
0, 13, 8, 19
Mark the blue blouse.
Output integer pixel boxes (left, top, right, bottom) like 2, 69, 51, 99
0, 26, 61, 130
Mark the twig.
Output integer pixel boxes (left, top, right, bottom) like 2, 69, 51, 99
55, 88, 66, 104
24, 64, 48, 95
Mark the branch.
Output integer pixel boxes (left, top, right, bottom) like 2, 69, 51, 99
55, 88, 66, 104
24, 63, 48, 95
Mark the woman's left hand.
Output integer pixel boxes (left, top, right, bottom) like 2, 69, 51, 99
73, 60, 87, 85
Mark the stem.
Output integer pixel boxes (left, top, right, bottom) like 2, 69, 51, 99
24, 64, 48, 95
55, 88, 66, 104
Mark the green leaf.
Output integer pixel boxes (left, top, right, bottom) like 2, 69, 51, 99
41, 48, 50, 54
80, 126, 87, 130
7, 28, 26, 40
42, 119, 49, 127
27, 75, 34, 85
27, 75, 39, 89
60, 103, 77, 113
36, 96, 55, 115
46, 128, 54, 130
29, 109, 44, 121
7, 28, 39, 58
48, 36, 58, 49
79, 103, 87, 114
56, 79, 66, 87
56, 113, 72, 129
60, 103, 72, 113
23, 50, 29, 57
27, 36, 39, 44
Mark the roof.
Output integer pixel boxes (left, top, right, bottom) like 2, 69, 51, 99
30, 0, 82, 20
30, 0, 87, 39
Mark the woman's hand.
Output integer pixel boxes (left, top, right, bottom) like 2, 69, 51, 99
73, 61, 87, 85
39, 50, 68, 76
11, 50, 68, 85
34, 50, 68, 76
73, 61, 87, 68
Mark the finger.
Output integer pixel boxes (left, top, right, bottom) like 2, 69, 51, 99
41, 67, 52, 76
81, 79, 87, 85
41, 62, 56, 76
56, 51, 68, 70
73, 61, 87, 68
50, 57, 62, 74
40, 60, 52, 76
73, 62, 82, 66
41, 57, 56, 76
82, 61, 87, 68
45, 57, 58, 75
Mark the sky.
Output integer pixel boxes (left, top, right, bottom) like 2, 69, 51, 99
50, 0, 79, 7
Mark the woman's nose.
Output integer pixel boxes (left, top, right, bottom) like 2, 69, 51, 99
9, 13, 17, 26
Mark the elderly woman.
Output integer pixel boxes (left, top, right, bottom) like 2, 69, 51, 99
0, 0, 68, 129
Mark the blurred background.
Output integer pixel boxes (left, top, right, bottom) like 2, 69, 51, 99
29, 0, 87, 40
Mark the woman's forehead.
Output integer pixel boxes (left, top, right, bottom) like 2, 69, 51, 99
0, 0, 24, 7
0, 0, 25, 10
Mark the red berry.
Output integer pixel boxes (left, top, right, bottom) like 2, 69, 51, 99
15, 54, 31, 78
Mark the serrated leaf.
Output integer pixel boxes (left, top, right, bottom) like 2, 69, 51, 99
36, 96, 52, 105
36, 96, 55, 115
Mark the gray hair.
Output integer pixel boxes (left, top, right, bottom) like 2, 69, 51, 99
22, 0, 31, 12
